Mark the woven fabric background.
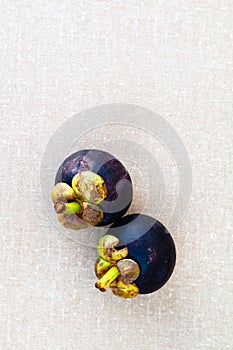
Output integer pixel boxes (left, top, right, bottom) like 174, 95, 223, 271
0, 1, 232, 349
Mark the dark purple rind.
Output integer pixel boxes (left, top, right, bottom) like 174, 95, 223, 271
55, 149, 133, 226
107, 214, 176, 294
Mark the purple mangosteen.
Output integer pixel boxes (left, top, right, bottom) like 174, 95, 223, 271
94, 214, 176, 297
51, 149, 133, 229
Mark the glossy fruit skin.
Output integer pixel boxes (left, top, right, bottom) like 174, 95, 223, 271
55, 149, 133, 226
107, 214, 176, 294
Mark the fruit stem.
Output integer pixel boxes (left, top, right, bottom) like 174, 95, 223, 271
95, 266, 120, 292
54, 201, 82, 214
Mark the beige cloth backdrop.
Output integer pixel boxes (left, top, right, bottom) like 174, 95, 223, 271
0, 1, 232, 349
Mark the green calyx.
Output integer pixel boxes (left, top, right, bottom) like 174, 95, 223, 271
82, 202, 104, 226
72, 171, 107, 205
97, 235, 128, 262
94, 257, 113, 279
110, 277, 139, 298
51, 182, 77, 203
57, 213, 87, 230
94, 235, 140, 298
51, 171, 107, 229
116, 259, 140, 284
